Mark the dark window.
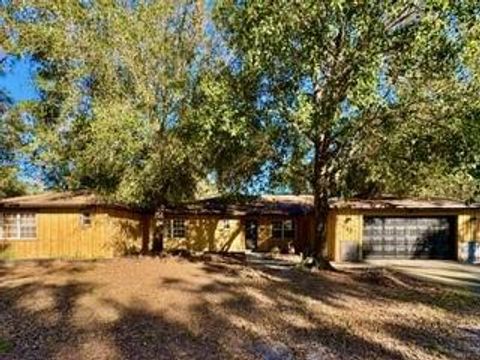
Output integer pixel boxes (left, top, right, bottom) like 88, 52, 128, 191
283, 220, 295, 238
272, 220, 283, 239
272, 220, 296, 240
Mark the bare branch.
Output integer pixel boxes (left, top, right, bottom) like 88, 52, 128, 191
384, 4, 421, 32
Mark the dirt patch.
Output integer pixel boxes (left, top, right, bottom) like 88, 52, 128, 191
0, 256, 479, 359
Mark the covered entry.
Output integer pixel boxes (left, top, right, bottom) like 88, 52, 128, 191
363, 216, 456, 259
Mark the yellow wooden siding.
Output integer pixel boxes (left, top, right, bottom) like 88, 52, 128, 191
458, 211, 480, 242
0, 208, 146, 260
457, 210, 480, 262
213, 219, 245, 252
107, 209, 146, 255
329, 210, 363, 261
326, 212, 337, 260
163, 217, 245, 252
256, 217, 272, 251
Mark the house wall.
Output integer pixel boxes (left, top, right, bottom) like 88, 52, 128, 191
326, 212, 337, 260
255, 215, 305, 252
106, 209, 149, 256
4, 206, 478, 262
457, 210, 480, 263
255, 213, 336, 257
162, 214, 324, 256
328, 210, 363, 262
330, 208, 480, 263
255, 214, 337, 256
163, 216, 245, 252
0, 208, 146, 260
297, 214, 315, 254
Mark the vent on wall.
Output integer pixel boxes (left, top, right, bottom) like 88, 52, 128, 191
80, 213, 92, 227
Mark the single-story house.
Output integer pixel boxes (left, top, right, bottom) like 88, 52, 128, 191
1, 192, 479, 263
0, 192, 150, 260
163, 195, 480, 263
162, 195, 314, 254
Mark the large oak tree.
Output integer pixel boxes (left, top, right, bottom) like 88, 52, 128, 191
213, 1, 480, 266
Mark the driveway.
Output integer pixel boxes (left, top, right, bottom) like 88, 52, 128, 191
364, 260, 480, 292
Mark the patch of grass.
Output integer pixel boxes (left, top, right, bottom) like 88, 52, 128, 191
0, 338, 13, 354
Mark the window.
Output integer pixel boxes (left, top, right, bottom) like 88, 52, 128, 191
80, 212, 92, 227
283, 220, 295, 238
166, 219, 186, 239
272, 220, 283, 239
0, 213, 37, 240
172, 219, 186, 238
272, 219, 296, 241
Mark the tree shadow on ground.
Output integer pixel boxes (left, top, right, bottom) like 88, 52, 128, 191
0, 257, 479, 359
0, 260, 97, 282
193, 255, 480, 358
383, 321, 479, 360
180, 265, 406, 359
0, 279, 94, 359
103, 299, 229, 360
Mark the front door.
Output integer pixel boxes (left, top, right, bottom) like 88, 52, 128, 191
245, 219, 258, 250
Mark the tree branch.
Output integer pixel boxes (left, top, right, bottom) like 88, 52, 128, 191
384, 5, 420, 32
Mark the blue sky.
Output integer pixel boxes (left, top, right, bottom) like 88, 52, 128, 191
0, 56, 39, 102
1, 56, 40, 187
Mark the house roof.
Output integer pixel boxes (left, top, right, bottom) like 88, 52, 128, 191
1, 192, 478, 214
164, 195, 314, 217
0, 191, 135, 211
331, 197, 480, 210
165, 195, 480, 216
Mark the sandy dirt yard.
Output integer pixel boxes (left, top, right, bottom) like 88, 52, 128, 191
0, 255, 479, 360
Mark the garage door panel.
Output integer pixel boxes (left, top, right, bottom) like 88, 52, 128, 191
363, 216, 455, 259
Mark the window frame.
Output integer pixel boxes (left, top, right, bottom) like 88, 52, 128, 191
167, 218, 187, 239
0, 213, 37, 240
272, 220, 284, 239
271, 219, 296, 241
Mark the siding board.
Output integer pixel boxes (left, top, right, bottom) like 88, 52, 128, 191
0, 208, 145, 260
164, 216, 245, 253
457, 210, 480, 262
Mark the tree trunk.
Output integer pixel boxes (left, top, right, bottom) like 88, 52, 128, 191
313, 191, 333, 269
152, 209, 164, 254
311, 137, 335, 270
